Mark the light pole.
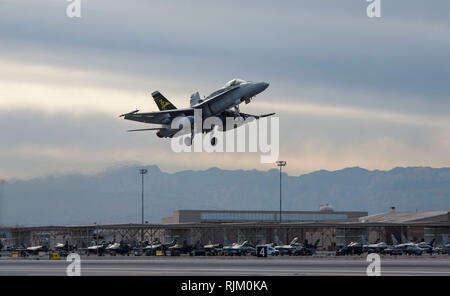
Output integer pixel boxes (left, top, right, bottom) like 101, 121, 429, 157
276, 161, 286, 223
139, 169, 148, 224
0, 180, 4, 226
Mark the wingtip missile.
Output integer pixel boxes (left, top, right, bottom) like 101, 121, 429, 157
127, 127, 164, 132
259, 112, 275, 118
119, 109, 140, 117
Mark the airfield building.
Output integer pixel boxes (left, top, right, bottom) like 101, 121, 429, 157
162, 209, 368, 224
2, 210, 449, 251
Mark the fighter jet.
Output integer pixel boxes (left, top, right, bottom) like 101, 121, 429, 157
336, 242, 364, 256
362, 238, 389, 253
203, 241, 224, 256
294, 239, 320, 256
26, 245, 48, 255
105, 241, 131, 256
364, 242, 389, 253
416, 239, 436, 254
144, 239, 176, 256
55, 241, 77, 256
383, 234, 425, 256
274, 237, 301, 255
86, 241, 108, 256
169, 240, 206, 256
437, 243, 450, 254
434, 235, 450, 254
120, 79, 273, 145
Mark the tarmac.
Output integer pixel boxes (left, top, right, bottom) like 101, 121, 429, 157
1, 255, 450, 276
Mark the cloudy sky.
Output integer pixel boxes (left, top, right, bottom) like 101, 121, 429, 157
0, 0, 449, 179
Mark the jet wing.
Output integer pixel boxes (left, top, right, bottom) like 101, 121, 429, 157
120, 108, 194, 124
194, 86, 239, 108
220, 109, 275, 119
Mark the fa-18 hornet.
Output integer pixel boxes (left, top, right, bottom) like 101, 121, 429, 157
120, 79, 273, 145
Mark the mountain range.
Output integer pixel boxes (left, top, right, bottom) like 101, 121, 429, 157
1, 165, 449, 226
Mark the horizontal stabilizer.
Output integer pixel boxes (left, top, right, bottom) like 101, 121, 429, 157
256, 112, 276, 119
119, 109, 139, 117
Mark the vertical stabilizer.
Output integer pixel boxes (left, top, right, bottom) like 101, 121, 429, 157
361, 235, 369, 244
274, 235, 283, 246
391, 234, 399, 245
151, 91, 177, 111
190, 92, 203, 106
401, 233, 408, 244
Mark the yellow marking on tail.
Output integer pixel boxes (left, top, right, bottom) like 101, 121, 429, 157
159, 99, 170, 110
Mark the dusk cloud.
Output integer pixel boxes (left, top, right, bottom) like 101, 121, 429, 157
0, 0, 449, 179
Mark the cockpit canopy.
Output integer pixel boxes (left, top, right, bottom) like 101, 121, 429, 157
223, 78, 247, 88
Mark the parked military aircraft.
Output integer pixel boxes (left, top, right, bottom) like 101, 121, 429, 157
294, 239, 320, 256
86, 241, 108, 256
336, 242, 364, 256
384, 243, 423, 255
387, 234, 434, 255
5, 245, 28, 257
434, 235, 450, 254
364, 242, 389, 253
106, 241, 131, 256
361, 238, 389, 253
274, 237, 301, 255
55, 241, 77, 256
203, 242, 224, 256
26, 245, 48, 255
417, 239, 435, 254
169, 240, 207, 256
144, 239, 176, 256
223, 241, 255, 256
437, 243, 450, 254
381, 234, 424, 255
120, 79, 273, 145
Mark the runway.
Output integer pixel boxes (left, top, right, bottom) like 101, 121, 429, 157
1, 256, 450, 276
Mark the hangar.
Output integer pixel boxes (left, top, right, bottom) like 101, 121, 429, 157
162, 209, 368, 224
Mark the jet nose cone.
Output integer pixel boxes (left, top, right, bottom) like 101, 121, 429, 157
244, 81, 270, 99
255, 82, 269, 93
